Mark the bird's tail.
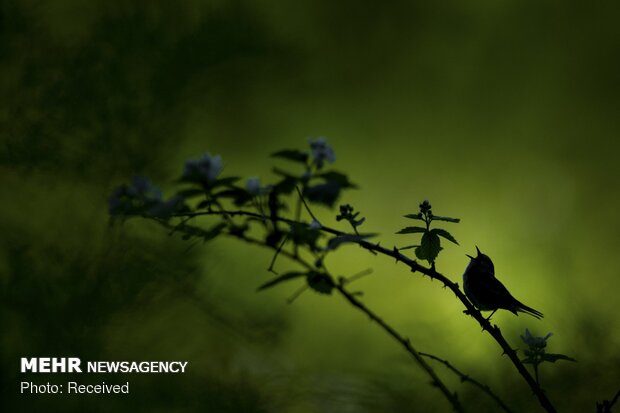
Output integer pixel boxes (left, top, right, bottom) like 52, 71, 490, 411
516, 301, 544, 319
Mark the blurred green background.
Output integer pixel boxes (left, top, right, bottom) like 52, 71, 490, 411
2, 1, 619, 412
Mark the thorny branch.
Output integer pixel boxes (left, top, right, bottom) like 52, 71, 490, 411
168, 208, 557, 413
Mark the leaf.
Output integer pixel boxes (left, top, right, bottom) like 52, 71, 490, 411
214, 187, 253, 206
542, 353, 577, 363
211, 177, 240, 188
258, 271, 307, 291
415, 231, 442, 263
202, 222, 227, 242
307, 271, 334, 294
176, 188, 205, 199
430, 228, 459, 245
404, 213, 424, 221
316, 171, 358, 189
289, 222, 321, 250
431, 215, 460, 223
175, 222, 226, 243
327, 233, 377, 251
396, 226, 427, 235
305, 182, 341, 208
271, 173, 299, 195
271, 149, 309, 164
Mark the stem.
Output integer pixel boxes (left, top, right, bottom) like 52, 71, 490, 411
336, 283, 464, 412
420, 352, 514, 413
167, 209, 557, 412
295, 186, 318, 222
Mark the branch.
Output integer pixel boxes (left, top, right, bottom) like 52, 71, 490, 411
335, 282, 464, 412
419, 352, 514, 413
597, 389, 620, 413
169, 208, 556, 412
150, 216, 463, 412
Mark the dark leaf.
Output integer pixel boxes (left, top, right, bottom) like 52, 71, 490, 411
271, 149, 309, 164
404, 213, 424, 221
202, 222, 227, 242
289, 222, 321, 250
307, 271, 334, 294
431, 215, 460, 223
521, 356, 538, 365
229, 223, 249, 237
316, 171, 357, 189
212, 177, 240, 188
215, 187, 253, 206
272, 174, 299, 195
258, 271, 307, 291
415, 231, 442, 263
542, 353, 577, 363
430, 228, 459, 245
176, 188, 205, 199
396, 226, 427, 235
305, 182, 341, 208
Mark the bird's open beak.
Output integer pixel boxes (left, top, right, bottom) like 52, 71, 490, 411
466, 254, 474, 260
475, 246, 481, 256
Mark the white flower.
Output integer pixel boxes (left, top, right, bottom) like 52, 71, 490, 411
246, 177, 262, 196
182, 153, 223, 185
127, 176, 162, 200
309, 137, 335, 169
309, 220, 322, 230
108, 176, 163, 216
521, 329, 553, 349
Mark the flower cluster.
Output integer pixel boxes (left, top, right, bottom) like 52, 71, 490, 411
309, 137, 335, 169
520, 328, 575, 370
108, 176, 184, 219
245, 177, 271, 196
182, 153, 223, 186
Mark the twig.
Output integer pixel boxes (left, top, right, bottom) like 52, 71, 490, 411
267, 234, 289, 274
151, 216, 463, 412
597, 389, 620, 413
335, 283, 464, 412
419, 352, 514, 413
295, 186, 319, 222
342, 268, 374, 285
167, 209, 556, 412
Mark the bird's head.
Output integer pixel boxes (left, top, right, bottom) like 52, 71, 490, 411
466, 246, 495, 275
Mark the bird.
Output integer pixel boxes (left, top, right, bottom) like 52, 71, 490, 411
463, 247, 543, 320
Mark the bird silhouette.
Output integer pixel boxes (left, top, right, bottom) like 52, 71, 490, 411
463, 247, 543, 320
